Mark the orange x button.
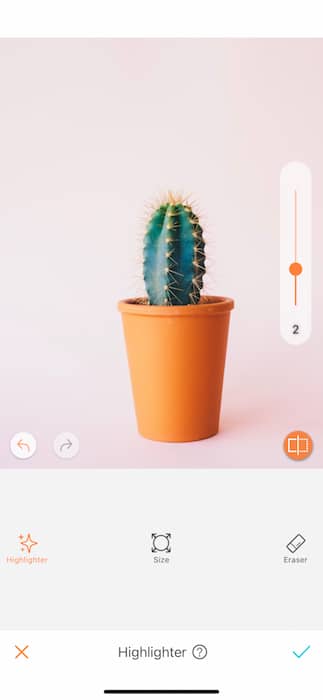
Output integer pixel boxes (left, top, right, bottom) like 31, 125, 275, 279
15, 645, 29, 659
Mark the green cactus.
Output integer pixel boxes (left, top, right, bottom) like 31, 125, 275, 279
143, 194, 206, 305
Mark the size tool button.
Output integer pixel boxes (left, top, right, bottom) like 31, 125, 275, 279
280, 162, 312, 345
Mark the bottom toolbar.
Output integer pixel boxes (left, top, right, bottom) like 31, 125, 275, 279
0, 630, 320, 700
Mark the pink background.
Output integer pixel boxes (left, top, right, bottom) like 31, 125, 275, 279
0, 39, 322, 468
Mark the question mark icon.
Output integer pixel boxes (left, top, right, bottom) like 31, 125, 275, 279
192, 644, 207, 660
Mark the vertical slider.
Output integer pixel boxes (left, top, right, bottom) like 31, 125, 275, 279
280, 162, 312, 345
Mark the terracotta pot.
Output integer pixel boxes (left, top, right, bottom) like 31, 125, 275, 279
118, 295, 234, 442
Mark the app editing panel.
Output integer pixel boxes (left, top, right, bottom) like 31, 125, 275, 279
0, 34, 322, 700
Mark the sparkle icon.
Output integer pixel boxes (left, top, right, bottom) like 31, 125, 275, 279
19, 533, 38, 554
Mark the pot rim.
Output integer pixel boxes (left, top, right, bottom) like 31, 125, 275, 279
118, 295, 234, 316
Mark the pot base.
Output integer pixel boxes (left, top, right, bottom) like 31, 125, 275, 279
138, 426, 219, 443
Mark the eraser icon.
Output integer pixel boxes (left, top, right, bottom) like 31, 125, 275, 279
286, 534, 306, 553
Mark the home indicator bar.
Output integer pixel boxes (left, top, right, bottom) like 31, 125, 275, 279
104, 692, 220, 695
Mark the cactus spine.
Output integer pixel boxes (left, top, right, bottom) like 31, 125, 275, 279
143, 194, 206, 305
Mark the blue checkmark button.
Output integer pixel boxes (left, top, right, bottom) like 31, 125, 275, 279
293, 645, 311, 659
